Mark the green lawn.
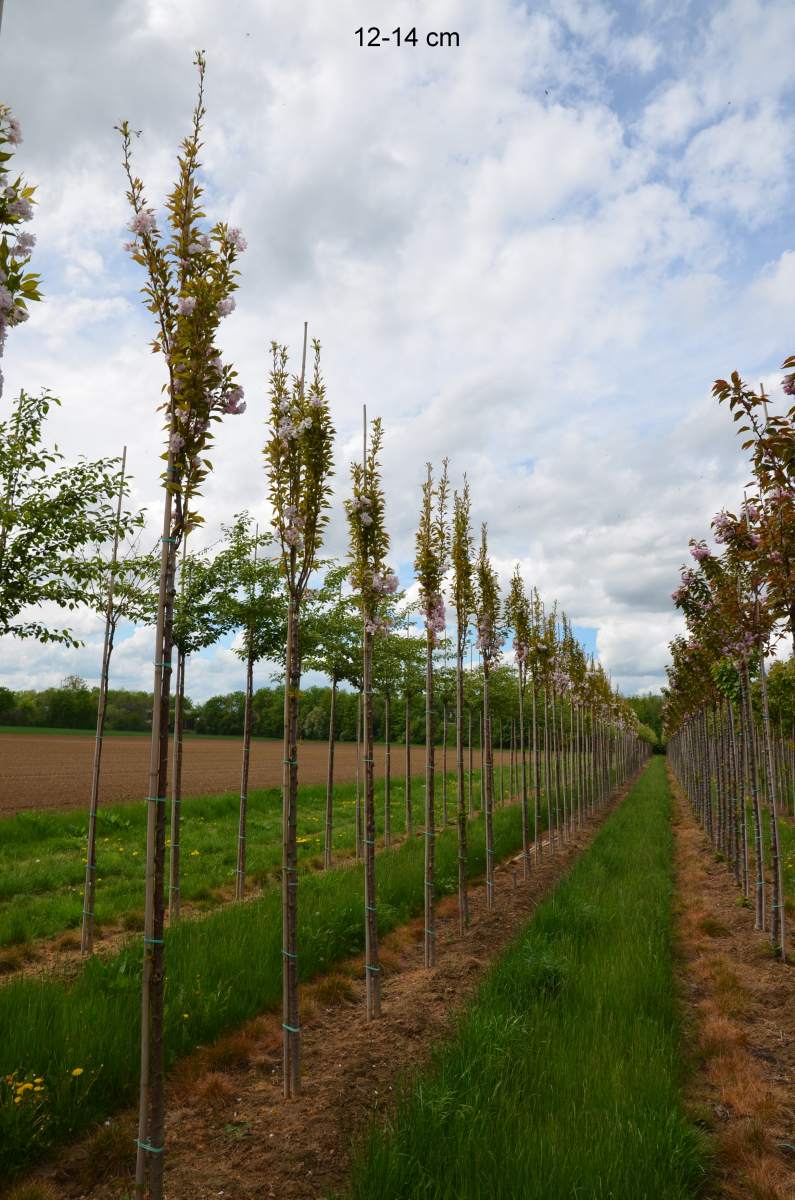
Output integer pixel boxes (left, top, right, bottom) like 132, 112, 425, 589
343, 757, 708, 1200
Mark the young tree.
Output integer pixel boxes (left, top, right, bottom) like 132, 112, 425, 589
215, 514, 284, 897
168, 542, 233, 920
346, 414, 397, 1018
80, 464, 155, 954
119, 54, 247, 1196
302, 562, 359, 868
414, 460, 449, 967
372, 602, 411, 849
474, 524, 503, 908
265, 333, 334, 1096
451, 481, 474, 932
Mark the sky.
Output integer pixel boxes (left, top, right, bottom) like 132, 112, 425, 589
1, 0, 794, 701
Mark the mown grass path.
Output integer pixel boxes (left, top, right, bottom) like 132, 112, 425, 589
343, 758, 708, 1200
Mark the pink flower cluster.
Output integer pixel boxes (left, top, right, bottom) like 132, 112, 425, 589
178, 295, 197, 316
365, 615, 391, 636
1, 110, 22, 145
427, 595, 446, 643
723, 630, 757, 659
476, 617, 501, 659
690, 542, 711, 563
282, 502, 305, 550
129, 209, 157, 237
712, 511, 735, 544
221, 384, 246, 415
552, 668, 569, 693
372, 569, 399, 596
351, 494, 373, 527
227, 227, 247, 252
217, 297, 235, 317
513, 639, 529, 664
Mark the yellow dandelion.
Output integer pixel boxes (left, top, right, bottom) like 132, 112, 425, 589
14, 1096, 21, 1105
33, 1085, 44, 1093
190, 849, 200, 857
71, 1067, 83, 1078
182, 1012, 190, 1020
33, 1077, 43, 1084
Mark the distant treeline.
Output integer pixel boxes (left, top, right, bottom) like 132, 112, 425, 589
0, 676, 494, 745
0, 674, 674, 746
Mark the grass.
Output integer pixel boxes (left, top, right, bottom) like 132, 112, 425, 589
342, 757, 708, 1200
0, 769, 497, 948
0, 786, 555, 1178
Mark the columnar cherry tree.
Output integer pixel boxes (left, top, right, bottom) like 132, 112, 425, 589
451, 480, 474, 931
346, 415, 397, 1017
414, 460, 449, 967
265, 333, 334, 1095
119, 53, 247, 1196
474, 524, 503, 908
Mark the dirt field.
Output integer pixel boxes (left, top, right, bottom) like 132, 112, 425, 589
0, 733, 489, 817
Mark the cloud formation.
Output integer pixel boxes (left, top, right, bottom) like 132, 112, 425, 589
2, 0, 795, 700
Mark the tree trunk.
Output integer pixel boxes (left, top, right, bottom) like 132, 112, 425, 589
759, 654, 786, 959
81, 616, 116, 955
236, 644, 255, 897
355, 690, 362, 860
424, 627, 437, 966
518, 669, 529, 879
82, 445, 126, 957
324, 676, 337, 869
282, 596, 301, 1098
363, 627, 381, 1015
168, 648, 186, 921
135, 492, 179, 1199
483, 663, 495, 908
404, 691, 413, 837
456, 628, 468, 934
442, 704, 448, 825
384, 693, 391, 849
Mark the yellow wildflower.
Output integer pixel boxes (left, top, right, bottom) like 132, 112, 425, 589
190, 850, 200, 857
71, 1067, 83, 1077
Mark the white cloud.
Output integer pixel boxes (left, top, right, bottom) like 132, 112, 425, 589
1, 0, 794, 702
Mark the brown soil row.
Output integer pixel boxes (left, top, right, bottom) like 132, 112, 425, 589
672, 770, 795, 1199
0, 732, 496, 817
20, 785, 631, 1200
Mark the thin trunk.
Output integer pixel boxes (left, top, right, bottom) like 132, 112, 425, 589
518, 668, 529, 879
363, 627, 381, 1016
282, 596, 301, 1098
135, 468, 179, 1198
81, 445, 127, 956
759, 654, 786, 960
168, 647, 186, 921
424, 628, 437, 966
404, 692, 413, 837
235, 644, 255, 897
483, 664, 495, 907
442, 704, 448, 825
323, 676, 337, 868
384, 693, 391, 849
456, 627, 468, 934
355, 691, 362, 860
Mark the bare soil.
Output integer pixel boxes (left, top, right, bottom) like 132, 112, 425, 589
0, 733, 488, 817
24, 783, 629, 1200
672, 771, 795, 1200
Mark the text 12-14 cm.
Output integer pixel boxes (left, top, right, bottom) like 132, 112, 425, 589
355, 27, 460, 48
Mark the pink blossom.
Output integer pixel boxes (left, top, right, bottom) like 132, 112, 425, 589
169, 433, 185, 453
178, 296, 197, 316
129, 209, 157, 236
217, 297, 236, 317
360, 512, 373, 527
513, 640, 529, 664
9, 196, 33, 221
283, 526, 303, 548
12, 231, 35, 256
196, 233, 211, 251
221, 384, 246, 415
690, 543, 711, 562
0, 284, 12, 312
783, 375, 795, 397
228, 227, 247, 252
8, 306, 28, 326
748, 532, 761, 549
5, 113, 22, 144
712, 512, 734, 544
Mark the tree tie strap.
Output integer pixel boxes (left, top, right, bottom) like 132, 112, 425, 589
362, 756, 375, 764
366, 904, 377, 913
147, 796, 167, 804
281, 948, 298, 959
364, 837, 375, 846
424, 928, 436, 937
143, 935, 164, 946
84, 864, 96, 872
161, 536, 177, 544
154, 660, 172, 669
136, 1139, 164, 1154
168, 885, 180, 892
365, 963, 381, 972
283, 758, 298, 765
282, 1023, 300, 1034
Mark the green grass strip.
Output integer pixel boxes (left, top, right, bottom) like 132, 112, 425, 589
0, 771, 491, 948
342, 758, 708, 1200
0, 793, 551, 1178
